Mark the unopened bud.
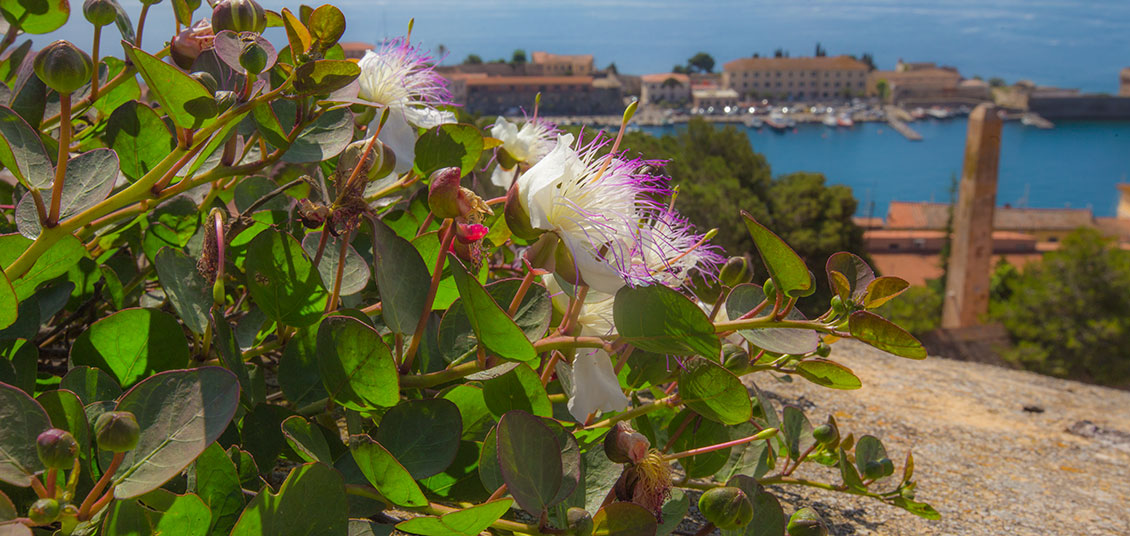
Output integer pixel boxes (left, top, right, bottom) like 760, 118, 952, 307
504, 182, 541, 241
239, 41, 268, 75
83, 0, 118, 27
428, 167, 465, 219
812, 424, 837, 446
94, 411, 140, 453
603, 422, 650, 464
340, 139, 396, 184
33, 41, 93, 94
138, 0, 162, 6
719, 256, 751, 287
190, 71, 218, 94
37, 429, 78, 469
28, 498, 61, 525
787, 507, 829, 536
722, 343, 749, 372
763, 278, 777, 302
171, 20, 215, 70
211, 0, 266, 34
566, 507, 593, 536
698, 486, 754, 530
214, 90, 237, 112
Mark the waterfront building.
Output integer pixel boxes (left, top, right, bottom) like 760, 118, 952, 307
528, 52, 594, 76
640, 73, 691, 106
1120, 67, 1130, 96
460, 75, 622, 116
868, 66, 960, 102
691, 88, 739, 112
722, 55, 868, 101
340, 42, 374, 60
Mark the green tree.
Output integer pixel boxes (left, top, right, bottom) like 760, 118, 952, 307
875, 79, 890, 101
990, 228, 1130, 385
463, 54, 483, 64
875, 286, 942, 336
687, 52, 715, 74
510, 49, 527, 65
988, 77, 1006, 87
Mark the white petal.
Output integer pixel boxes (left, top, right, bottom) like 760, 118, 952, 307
560, 232, 628, 295
567, 350, 629, 422
405, 106, 455, 129
490, 116, 518, 144
490, 165, 517, 189
519, 133, 576, 230
376, 107, 418, 175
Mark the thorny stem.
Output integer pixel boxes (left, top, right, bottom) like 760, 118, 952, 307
78, 452, 124, 520
47, 93, 72, 227
401, 219, 455, 373
664, 428, 778, 461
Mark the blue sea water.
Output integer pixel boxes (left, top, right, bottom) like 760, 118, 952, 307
644, 119, 1130, 218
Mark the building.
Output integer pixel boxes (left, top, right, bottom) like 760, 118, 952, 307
691, 88, 739, 112
885, 201, 1094, 243
640, 73, 691, 106
340, 42, 374, 60
1121, 67, 1130, 97
528, 52, 593, 76
868, 67, 961, 102
722, 55, 869, 101
461, 75, 622, 115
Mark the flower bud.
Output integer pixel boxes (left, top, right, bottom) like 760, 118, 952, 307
814, 342, 831, 358
211, 0, 266, 34
171, 20, 215, 69
138, 0, 162, 6
214, 90, 237, 113
830, 295, 846, 315
83, 0, 118, 27
504, 182, 541, 241
566, 507, 593, 536
603, 423, 649, 464
698, 486, 754, 530
37, 428, 78, 470
722, 343, 750, 373
900, 486, 915, 500
33, 41, 94, 95
719, 256, 751, 287
239, 41, 268, 75
28, 498, 61, 525
190, 71, 218, 94
787, 507, 829, 536
762, 278, 777, 302
428, 167, 465, 219
94, 411, 140, 453
297, 200, 331, 229
455, 222, 489, 244
812, 424, 837, 446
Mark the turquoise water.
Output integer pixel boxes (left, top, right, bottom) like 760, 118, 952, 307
643, 119, 1130, 218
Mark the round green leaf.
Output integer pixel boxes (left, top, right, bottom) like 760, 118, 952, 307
854, 435, 888, 476
281, 415, 333, 463
725, 284, 819, 355
70, 308, 191, 387
448, 255, 537, 362
301, 231, 370, 297
278, 323, 328, 409
0, 105, 53, 190
670, 409, 731, 478
495, 410, 562, 516
316, 315, 399, 410
781, 405, 815, 461
59, 365, 122, 404
481, 362, 551, 419
111, 367, 240, 498
794, 358, 862, 390
742, 211, 813, 298
862, 277, 910, 309
350, 435, 428, 508
592, 502, 658, 536
614, 284, 720, 357
0, 0, 69, 33
294, 60, 359, 95
0, 382, 50, 486
281, 107, 353, 163
439, 279, 552, 363
193, 442, 245, 536
105, 101, 175, 182
307, 5, 345, 45
394, 498, 512, 536
413, 123, 484, 178
678, 356, 752, 425
244, 229, 327, 328
477, 425, 502, 492
374, 399, 462, 479
123, 44, 218, 130
154, 248, 212, 335
369, 216, 430, 335
8, 233, 85, 301
230, 462, 349, 536
848, 311, 927, 359
825, 252, 875, 302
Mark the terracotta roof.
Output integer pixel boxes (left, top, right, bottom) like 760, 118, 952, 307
885, 202, 1094, 231
876, 68, 962, 81
864, 229, 1035, 242
641, 73, 690, 84
853, 217, 884, 228
530, 51, 593, 64
1096, 217, 1130, 241
339, 42, 374, 50
723, 55, 868, 72
869, 253, 1044, 286
464, 76, 594, 87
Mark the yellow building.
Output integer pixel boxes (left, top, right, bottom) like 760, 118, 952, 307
528, 52, 593, 76
1121, 67, 1130, 96
722, 55, 868, 100
640, 73, 691, 105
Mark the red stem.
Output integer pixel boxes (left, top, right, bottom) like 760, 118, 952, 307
401, 220, 455, 372
78, 452, 124, 520
664, 428, 778, 461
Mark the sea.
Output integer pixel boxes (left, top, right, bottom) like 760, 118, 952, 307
26, 0, 1130, 216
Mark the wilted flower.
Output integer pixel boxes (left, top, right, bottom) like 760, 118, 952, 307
490, 116, 557, 188
171, 20, 215, 69
357, 37, 454, 176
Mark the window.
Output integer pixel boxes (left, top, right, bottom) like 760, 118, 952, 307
888, 243, 900, 250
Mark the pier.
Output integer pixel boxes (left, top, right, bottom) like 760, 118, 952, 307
887, 117, 923, 141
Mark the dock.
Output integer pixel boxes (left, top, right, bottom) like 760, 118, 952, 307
1021, 112, 1054, 129
887, 117, 922, 141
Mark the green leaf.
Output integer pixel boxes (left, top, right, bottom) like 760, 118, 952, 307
92, 57, 142, 115
154, 248, 212, 334
722, 477, 785, 536
592, 502, 658, 536
0, 488, 16, 520
231, 462, 349, 536
37, 389, 91, 464
54, 149, 119, 221
657, 488, 689, 536
211, 309, 256, 408
742, 211, 813, 298
678, 356, 752, 425
413, 123, 484, 178
448, 254, 537, 362
781, 406, 815, 460
301, 231, 370, 297
837, 447, 866, 491
239, 403, 292, 472
848, 311, 927, 359
439, 279, 552, 363
70, 308, 191, 387
0, 271, 14, 331
0, 0, 68, 33
369, 216, 430, 334
542, 418, 581, 507
244, 229, 328, 328
59, 365, 122, 404
348, 519, 394, 536
394, 499, 512, 536
825, 252, 875, 302
350, 434, 428, 507
193, 442, 245, 536
794, 358, 862, 390
481, 362, 551, 418
281, 107, 353, 163
862, 276, 910, 309
419, 440, 488, 501
853, 435, 887, 476
236, 176, 290, 213
278, 323, 328, 408
170, 0, 201, 26
725, 284, 819, 355
316, 315, 399, 410
614, 284, 720, 357
294, 60, 359, 95
307, 5, 345, 45
441, 384, 492, 441
123, 43, 218, 130
112, 367, 240, 498
890, 496, 941, 520
251, 102, 289, 148
281, 416, 333, 464
0, 340, 36, 394
374, 399, 462, 479
102, 496, 154, 535
0, 105, 52, 189
0, 381, 50, 486
495, 410, 562, 515
670, 409, 731, 478
477, 426, 503, 492
105, 101, 175, 182
9, 233, 85, 300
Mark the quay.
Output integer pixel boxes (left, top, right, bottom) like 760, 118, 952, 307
886, 117, 923, 141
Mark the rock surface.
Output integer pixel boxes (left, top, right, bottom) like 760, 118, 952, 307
740, 340, 1130, 535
